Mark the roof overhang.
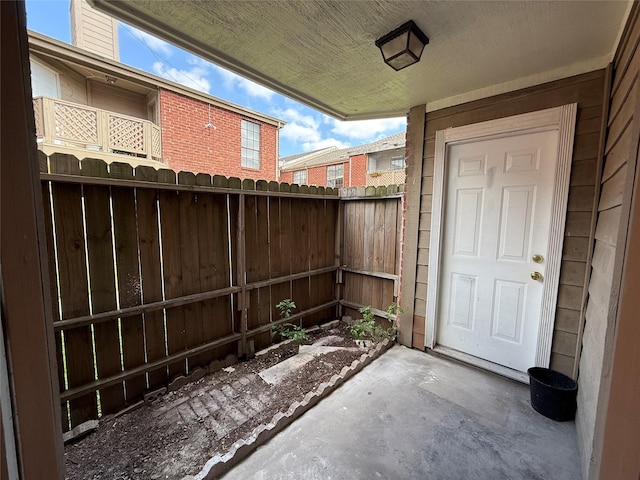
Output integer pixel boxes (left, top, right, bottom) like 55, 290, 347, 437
92, 1, 631, 120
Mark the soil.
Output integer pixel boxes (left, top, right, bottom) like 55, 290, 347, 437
64, 322, 374, 480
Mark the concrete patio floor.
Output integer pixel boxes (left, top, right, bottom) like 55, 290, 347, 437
220, 345, 581, 480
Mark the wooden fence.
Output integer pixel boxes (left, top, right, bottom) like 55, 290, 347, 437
39, 153, 403, 432
340, 187, 403, 320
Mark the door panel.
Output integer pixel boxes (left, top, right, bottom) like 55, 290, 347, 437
491, 279, 526, 343
453, 188, 483, 256
448, 273, 477, 330
437, 130, 559, 372
498, 185, 535, 261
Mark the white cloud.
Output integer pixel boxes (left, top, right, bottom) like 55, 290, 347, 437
330, 117, 406, 140
280, 122, 320, 143
152, 61, 211, 93
215, 68, 275, 101
302, 138, 349, 151
275, 107, 349, 152
124, 26, 173, 57
276, 108, 319, 138
276, 108, 320, 142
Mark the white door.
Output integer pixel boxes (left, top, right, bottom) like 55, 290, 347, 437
437, 130, 559, 373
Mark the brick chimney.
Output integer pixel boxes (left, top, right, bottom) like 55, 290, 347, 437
70, 0, 119, 61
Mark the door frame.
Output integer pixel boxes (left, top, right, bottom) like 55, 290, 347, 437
426, 104, 577, 376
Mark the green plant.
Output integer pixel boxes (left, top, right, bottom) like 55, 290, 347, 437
385, 302, 403, 320
349, 303, 402, 343
272, 298, 307, 344
349, 306, 376, 341
276, 298, 296, 319
383, 302, 403, 341
272, 323, 309, 345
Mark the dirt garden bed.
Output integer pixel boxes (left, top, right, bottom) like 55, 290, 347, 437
64, 321, 391, 479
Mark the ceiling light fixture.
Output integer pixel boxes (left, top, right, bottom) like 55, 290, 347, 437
375, 20, 429, 71
105, 75, 117, 84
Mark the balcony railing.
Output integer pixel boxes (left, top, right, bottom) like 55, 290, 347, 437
33, 96, 163, 164
366, 169, 406, 187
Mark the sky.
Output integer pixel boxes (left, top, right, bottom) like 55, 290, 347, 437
25, 0, 406, 158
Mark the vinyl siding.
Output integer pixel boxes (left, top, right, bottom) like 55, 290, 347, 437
576, 4, 640, 478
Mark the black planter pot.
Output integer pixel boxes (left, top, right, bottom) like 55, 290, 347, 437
527, 367, 578, 422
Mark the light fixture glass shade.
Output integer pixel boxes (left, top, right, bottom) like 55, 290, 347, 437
375, 20, 429, 71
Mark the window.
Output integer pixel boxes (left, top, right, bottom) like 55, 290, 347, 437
327, 164, 344, 188
241, 119, 260, 169
293, 170, 307, 185
30, 59, 60, 98
390, 156, 405, 170
368, 152, 405, 172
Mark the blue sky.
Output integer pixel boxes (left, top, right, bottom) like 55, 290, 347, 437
25, 0, 406, 158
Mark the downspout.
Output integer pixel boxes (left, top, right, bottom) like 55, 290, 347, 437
349, 156, 353, 187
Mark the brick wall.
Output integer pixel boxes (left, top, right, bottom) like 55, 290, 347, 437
279, 170, 294, 184
308, 165, 328, 186
349, 154, 367, 186
159, 89, 278, 180
280, 158, 373, 187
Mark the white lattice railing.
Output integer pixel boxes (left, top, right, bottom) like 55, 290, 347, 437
33, 96, 163, 162
366, 170, 406, 187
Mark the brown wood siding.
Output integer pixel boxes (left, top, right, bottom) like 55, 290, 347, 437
413, 70, 606, 374
577, 4, 640, 479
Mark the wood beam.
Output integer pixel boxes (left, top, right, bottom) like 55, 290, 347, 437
1, 0, 65, 476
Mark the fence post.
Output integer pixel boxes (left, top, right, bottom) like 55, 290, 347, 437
236, 193, 249, 358
335, 199, 344, 318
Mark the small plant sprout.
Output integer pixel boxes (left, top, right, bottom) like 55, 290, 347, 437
276, 298, 296, 319
272, 298, 308, 345
273, 323, 309, 345
384, 302, 403, 340
349, 303, 401, 344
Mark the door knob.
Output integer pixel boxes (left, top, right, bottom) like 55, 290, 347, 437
532, 254, 544, 263
531, 271, 543, 281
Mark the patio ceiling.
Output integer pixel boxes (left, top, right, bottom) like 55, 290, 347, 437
92, 0, 630, 120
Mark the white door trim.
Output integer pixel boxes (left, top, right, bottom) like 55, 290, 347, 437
426, 104, 577, 370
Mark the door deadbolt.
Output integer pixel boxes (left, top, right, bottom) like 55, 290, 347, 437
531, 271, 543, 281
532, 254, 544, 263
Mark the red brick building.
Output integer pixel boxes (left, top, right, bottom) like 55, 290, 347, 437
280, 132, 406, 188
29, 0, 284, 180
158, 89, 281, 180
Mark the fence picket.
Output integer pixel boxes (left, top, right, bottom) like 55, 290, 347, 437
110, 162, 146, 403
49, 154, 96, 429
40, 154, 69, 430
255, 196, 272, 348
158, 169, 187, 378
82, 158, 124, 415
134, 166, 167, 390
383, 200, 399, 305
197, 188, 235, 364
177, 173, 205, 371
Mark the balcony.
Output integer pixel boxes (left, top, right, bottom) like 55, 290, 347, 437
33, 96, 163, 167
366, 169, 406, 187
